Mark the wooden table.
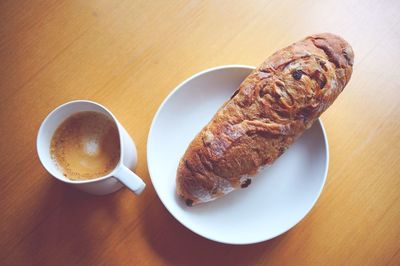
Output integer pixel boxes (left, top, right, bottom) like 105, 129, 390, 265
1, 0, 399, 265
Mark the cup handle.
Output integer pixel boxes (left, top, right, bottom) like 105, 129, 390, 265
114, 165, 146, 195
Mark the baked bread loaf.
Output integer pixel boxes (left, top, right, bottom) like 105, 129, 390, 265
176, 33, 354, 206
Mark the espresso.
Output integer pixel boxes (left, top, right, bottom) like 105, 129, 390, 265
50, 111, 120, 180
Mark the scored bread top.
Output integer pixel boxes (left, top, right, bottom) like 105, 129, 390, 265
176, 33, 354, 206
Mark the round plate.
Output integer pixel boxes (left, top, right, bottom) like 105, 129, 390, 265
147, 65, 329, 244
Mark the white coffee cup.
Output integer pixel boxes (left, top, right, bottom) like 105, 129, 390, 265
37, 100, 146, 195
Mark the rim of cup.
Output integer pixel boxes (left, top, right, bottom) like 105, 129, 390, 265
36, 100, 125, 184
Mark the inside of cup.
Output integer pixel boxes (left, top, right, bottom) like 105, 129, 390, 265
37, 101, 121, 183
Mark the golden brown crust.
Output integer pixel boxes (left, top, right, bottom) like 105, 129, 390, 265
176, 33, 354, 206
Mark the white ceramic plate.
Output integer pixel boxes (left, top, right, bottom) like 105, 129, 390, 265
147, 65, 329, 244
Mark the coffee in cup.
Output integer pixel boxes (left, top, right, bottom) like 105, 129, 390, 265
50, 111, 120, 181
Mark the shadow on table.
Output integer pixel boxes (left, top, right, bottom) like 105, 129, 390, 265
11, 175, 121, 265
142, 197, 289, 265
8, 174, 289, 265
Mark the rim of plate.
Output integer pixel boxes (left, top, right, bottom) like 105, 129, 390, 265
147, 65, 329, 244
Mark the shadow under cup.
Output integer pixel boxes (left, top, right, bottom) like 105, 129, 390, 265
37, 100, 139, 195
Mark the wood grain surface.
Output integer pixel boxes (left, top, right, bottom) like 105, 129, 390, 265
1, 0, 399, 265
